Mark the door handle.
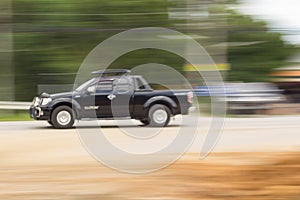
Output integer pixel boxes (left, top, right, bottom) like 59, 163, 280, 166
107, 94, 116, 100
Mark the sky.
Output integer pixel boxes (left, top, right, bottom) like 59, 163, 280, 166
238, 0, 300, 44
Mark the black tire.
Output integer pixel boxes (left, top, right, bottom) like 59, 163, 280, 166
51, 106, 75, 129
148, 104, 171, 127
47, 120, 53, 126
140, 119, 150, 126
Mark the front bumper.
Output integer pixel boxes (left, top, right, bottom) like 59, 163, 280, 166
29, 106, 51, 120
180, 103, 193, 115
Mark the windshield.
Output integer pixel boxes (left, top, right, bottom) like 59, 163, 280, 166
75, 78, 96, 92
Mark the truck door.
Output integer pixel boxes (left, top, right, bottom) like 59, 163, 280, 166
110, 77, 134, 117
75, 80, 114, 118
94, 80, 114, 117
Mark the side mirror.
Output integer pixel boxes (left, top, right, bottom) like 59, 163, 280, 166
87, 86, 96, 94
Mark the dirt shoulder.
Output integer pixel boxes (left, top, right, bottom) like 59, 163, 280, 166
0, 151, 299, 200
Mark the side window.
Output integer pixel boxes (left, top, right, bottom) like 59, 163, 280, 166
96, 81, 113, 93
116, 77, 130, 94
136, 78, 146, 90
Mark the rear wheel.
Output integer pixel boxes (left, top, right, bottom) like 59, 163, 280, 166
148, 104, 171, 127
51, 106, 75, 129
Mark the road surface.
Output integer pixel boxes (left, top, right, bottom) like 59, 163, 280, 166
1, 115, 299, 153
0, 116, 299, 199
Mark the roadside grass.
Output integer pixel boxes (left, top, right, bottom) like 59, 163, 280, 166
0, 110, 32, 121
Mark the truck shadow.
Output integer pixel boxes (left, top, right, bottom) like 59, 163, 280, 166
32, 124, 182, 130
75, 124, 182, 129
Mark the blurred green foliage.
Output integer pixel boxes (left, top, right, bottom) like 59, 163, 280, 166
226, 10, 296, 82
13, 0, 176, 100
10, 0, 298, 101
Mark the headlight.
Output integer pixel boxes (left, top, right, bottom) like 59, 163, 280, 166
41, 98, 52, 106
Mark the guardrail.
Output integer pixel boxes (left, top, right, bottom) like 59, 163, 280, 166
0, 101, 31, 110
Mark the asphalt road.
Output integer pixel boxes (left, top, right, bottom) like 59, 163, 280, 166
1, 115, 299, 153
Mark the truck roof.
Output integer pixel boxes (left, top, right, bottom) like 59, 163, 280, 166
91, 69, 130, 76
96, 75, 143, 81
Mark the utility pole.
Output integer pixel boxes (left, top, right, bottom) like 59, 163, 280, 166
169, 0, 228, 85
0, 0, 14, 115
0, 0, 14, 99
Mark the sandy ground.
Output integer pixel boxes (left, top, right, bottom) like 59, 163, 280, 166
0, 119, 299, 199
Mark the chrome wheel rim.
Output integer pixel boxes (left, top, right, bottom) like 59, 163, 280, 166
153, 109, 167, 124
57, 110, 71, 126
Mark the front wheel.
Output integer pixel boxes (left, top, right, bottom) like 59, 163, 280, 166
51, 106, 75, 129
148, 104, 171, 127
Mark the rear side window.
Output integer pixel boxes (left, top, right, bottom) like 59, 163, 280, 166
96, 81, 113, 93
136, 78, 146, 90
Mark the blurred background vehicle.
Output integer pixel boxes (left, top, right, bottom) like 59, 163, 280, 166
223, 82, 286, 114
194, 82, 286, 114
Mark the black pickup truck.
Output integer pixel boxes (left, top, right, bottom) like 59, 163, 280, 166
30, 69, 193, 128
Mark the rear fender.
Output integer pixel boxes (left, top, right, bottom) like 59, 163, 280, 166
143, 96, 177, 113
